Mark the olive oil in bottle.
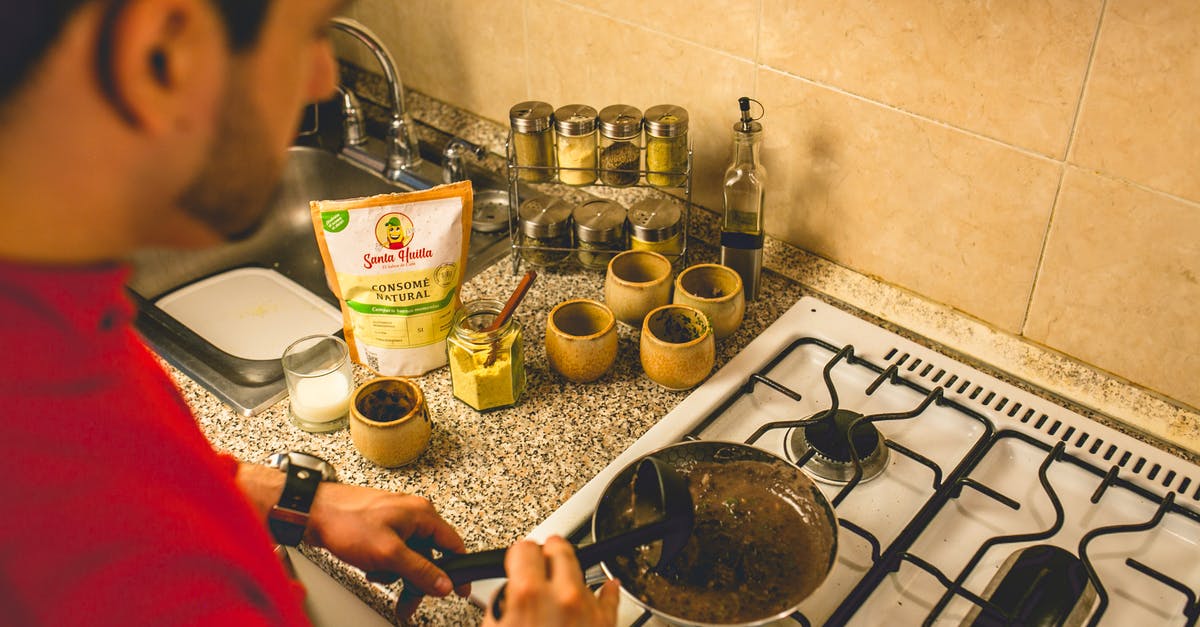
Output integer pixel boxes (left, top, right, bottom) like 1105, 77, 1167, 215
720, 97, 766, 300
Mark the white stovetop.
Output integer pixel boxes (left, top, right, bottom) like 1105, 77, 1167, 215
507, 296, 1200, 626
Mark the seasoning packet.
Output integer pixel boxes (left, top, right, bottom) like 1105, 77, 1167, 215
310, 181, 472, 376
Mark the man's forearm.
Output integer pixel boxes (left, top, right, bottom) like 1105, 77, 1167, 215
235, 462, 286, 522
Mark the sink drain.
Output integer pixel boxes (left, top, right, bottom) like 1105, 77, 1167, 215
472, 189, 512, 233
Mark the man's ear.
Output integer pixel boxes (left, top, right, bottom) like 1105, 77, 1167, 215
103, 0, 226, 134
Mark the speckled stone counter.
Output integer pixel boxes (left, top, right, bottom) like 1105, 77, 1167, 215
175, 237, 804, 625
170, 83, 1200, 626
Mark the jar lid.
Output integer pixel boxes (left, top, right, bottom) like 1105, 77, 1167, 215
509, 101, 554, 133
628, 197, 682, 241
519, 195, 572, 238
553, 104, 598, 136
643, 105, 689, 137
598, 105, 643, 139
572, 199, 626, 243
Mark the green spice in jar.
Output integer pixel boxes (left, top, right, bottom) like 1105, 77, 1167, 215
628, 197, 683, 256
644, 105, 689, 187
554, 104, 598, 186
598, 105, 642, 187
447, 299, 525, 411
573, 199, 626, 269
510, 101, 555, 182
518, 195, 572, 267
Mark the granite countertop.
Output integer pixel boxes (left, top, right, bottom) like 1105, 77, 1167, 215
170, 82, 1200, 626
178, 238, 805, 625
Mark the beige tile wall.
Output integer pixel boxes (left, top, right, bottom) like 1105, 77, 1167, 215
341, 0, 1200, 410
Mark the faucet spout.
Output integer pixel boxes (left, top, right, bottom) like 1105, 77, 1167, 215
442, 138, 488, 184
330, 17, 421, 177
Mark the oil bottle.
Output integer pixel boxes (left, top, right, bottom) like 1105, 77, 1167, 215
720, 97, 765, 300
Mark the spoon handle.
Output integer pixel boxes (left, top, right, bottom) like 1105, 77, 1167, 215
433, 548, 509, 586
484, 270, 537, 332
415, 519, 674, 588
573, 518, 672, 570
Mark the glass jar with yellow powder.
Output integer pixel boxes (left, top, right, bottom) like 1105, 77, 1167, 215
447, 299, 526, 411
644, 104, 689, 187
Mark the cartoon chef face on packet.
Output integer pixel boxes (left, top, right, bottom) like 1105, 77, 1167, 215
377, 213, 414, 250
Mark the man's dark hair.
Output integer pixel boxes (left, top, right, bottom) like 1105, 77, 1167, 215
0, 0, 271, 104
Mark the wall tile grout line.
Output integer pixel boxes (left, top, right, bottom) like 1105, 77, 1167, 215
1019, 0, 1111, 336
548, 0, 1200, 217
756, 65, 1061, 167
1019, 164, 1069, 338
752, 0, 764, 98
522, 0, 532, 99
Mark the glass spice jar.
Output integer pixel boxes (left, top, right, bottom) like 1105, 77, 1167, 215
509, 101, 555, 182
644, 105, 689, 187
447, 299, 525, 412
628, 197, 683, 257
573, 199, 627, 270
553, 104, 597, 186
598, 105, 642, 187
518, 195, 573, 267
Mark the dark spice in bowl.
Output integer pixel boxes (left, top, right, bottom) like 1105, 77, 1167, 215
356, 381, 415, 423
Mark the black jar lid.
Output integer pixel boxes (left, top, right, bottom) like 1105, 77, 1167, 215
572, 199, 626, 243
510, 101, 554, 133
598, 105, 643, 139
628, 197, 682, 242
554, 104, 598, 136
519, 195, 572, 238
643, 105, 689, 137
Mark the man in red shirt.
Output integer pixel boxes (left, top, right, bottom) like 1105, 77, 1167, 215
0, 1, 618, 625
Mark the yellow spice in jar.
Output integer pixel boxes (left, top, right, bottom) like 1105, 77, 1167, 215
448, 337, 517, 410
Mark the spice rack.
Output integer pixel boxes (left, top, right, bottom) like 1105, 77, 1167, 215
503, 133, 694, 274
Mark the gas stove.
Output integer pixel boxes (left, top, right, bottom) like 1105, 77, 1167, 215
525, 297, 1200, 626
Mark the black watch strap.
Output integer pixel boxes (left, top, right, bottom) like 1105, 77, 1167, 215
269, 464, 322, 546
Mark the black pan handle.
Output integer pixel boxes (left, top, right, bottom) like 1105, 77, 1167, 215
433, 548, 508, 587
368, 518, 675, 587
365, 547, 508, 587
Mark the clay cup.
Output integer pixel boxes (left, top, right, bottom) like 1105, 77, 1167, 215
673, 263, 745, 340
639, 304, 715, 391
545, 299, 618, 383
604, 250, 673, 327
349, 377, 433, 467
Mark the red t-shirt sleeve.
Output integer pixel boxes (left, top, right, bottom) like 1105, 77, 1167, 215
0, 267, 312, 627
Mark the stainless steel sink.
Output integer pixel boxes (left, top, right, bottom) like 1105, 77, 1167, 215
128, 145, 511, 415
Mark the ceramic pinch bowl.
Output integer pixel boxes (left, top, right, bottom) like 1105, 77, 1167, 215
639, 304, 715, 391
604, 250, 673, 327
545, 299, 619, 383
673, 263, 745, 340
349, 377, 432, 468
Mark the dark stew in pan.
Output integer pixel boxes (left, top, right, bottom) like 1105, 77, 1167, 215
606, 459, 834, 624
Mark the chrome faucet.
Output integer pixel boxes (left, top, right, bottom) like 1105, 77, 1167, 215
330, 17, 421, 178
335, 85, 366, 148
441, 138, 487, 184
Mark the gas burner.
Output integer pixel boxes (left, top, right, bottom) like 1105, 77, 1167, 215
785, 409, 889, 484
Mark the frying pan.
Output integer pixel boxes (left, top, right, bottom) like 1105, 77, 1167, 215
592, 440, 839, 626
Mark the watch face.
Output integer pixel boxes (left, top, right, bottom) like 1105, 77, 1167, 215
267, 452, 337, 482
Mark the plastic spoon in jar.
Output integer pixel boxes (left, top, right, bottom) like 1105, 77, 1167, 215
483, 270, 537, 367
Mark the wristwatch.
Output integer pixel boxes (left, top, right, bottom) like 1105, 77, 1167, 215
265, 452, 337, 546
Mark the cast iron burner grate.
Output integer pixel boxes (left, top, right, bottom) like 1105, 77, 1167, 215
785, 409, 889, 484
563, 324, 1200, 627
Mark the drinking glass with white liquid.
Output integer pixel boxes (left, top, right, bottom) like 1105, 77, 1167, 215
282, 334, 353, 433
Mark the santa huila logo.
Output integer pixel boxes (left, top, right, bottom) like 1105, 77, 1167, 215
375, 213, 414, 250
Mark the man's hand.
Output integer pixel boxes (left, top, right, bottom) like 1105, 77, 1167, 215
305, 481, 470, 619
482, 536, 620, 627
235, 463, 468, 621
